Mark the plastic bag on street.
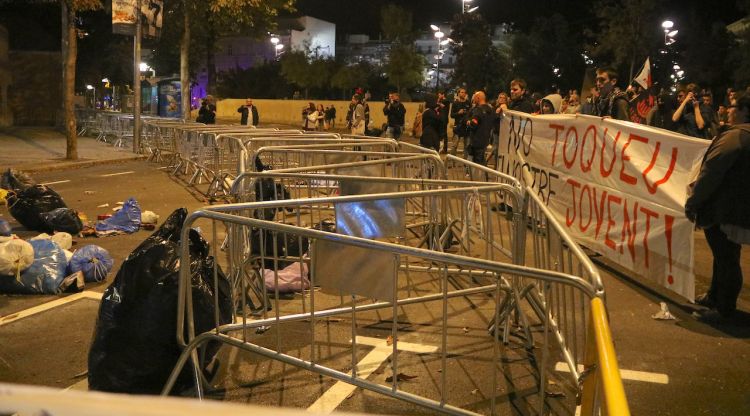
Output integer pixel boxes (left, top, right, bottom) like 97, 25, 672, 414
31, 232, 73, 250
88, 208, 232, 395
264, 262, 309, 293
59, 270, 85, 293
0, 219, 11, 237
0, 239, 67, 294
141, 210, 159, 224
95, 197, 141, 234
41, 208, 83, 235
6, 185, 67, 232
1, 169, 36, 192
0, 239, 34, 277
68, 245, 114, 282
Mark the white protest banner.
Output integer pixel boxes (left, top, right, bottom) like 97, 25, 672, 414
497, 111, 710, 299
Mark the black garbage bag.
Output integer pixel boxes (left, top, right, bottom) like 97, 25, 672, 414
6, 185, 67, 232
41, 208, 83, 235
88, 208, 232, 395
254, 178, 291, 220
1, 169, 36, 192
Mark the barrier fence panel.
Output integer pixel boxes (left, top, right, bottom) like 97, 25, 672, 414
163, 183, 602, 415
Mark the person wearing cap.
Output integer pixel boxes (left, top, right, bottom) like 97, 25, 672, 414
237, 98, 259, 126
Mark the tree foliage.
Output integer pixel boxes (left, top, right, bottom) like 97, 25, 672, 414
216, 61, 292, 98
379, 4, 423, 94
588, 0, 664, 80
510, 13, 586, 93
450, 12, 510, 94
279, 49, 333, 99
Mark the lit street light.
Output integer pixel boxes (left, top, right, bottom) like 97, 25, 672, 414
86, 84, 96, 109
461, 0, 478, 13
431, 25, 445, 91
270, 35, 284, 58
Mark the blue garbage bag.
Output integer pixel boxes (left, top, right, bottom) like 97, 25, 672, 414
96, 198, 141, 234
0, 219, 11, 236
0, 239, 67, 294
68, 245, 114, 282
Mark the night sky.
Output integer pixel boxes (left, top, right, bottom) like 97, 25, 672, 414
292, 0, 744, 37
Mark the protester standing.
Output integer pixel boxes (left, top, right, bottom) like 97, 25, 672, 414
349, 94, 365, 136
237, 98, 259, 126
465, 91, 496, 166
594, 68, 628, 120
450, 87, 471, 155
420, 94, 441, 152
383, 92, 406, 139
437, 91, 450, 153
686, 124, 750, 321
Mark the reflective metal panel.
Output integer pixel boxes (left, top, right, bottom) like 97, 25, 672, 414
335, 198, 405, 238
312, 239, 397, 302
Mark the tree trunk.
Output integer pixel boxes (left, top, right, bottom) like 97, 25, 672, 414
62, 0, 78, 160
180, 0, 190, 122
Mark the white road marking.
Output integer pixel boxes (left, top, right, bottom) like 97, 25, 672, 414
0, 291, 102, 327
555, 362, 669, 384
65, 377, 88, 391
100, 171, 134, 177
41, 180, 71, 186
306, 336, 438, 413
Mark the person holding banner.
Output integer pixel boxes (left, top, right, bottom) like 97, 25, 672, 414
686, 124, 750, 320
594, 68, 628, 120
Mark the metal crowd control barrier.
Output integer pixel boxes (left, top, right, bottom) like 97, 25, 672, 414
161, 185, 610, 415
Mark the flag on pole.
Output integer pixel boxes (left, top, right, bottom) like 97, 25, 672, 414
633, 57, 652, 89
628, 57, 655, 124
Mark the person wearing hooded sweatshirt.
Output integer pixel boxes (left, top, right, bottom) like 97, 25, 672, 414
539, 93, 563, 114
420, 93, 441, 152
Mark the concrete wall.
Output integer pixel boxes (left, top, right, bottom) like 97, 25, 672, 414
7, 51, 61, 126
216, 98, 425, 131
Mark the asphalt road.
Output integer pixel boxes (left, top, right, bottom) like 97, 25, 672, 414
0, 159, 749, 415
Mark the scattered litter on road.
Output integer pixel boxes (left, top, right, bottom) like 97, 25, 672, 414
97, 203, 109, 208
385, 373, 418, 382
141, 211, 159, 225
68, 245, 114, 282
386, 335, 394, 346
652, 302, 677, 320
84, 191, 96, 195
0, 239, 34, 279
95, 197, 141, 236
0, 219, 11, 236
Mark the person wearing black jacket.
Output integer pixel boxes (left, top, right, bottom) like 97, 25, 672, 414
420, 93, 441, 152
237, 98, 259, 126
686, 124, 750, 320
436, 91, 450, 153
466, 91, 497, 166
508, 79, 534, 113
196, 96, 216, 124
450, 88, 471, 156
383, 92, 406, 139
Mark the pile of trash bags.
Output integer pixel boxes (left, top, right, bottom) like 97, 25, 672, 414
0, 232, 114, 294
88, 208, 232, 395
2, 169, 83, 235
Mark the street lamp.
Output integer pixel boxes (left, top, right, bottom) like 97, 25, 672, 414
431, 26, 445, 91
86, 84, 96, 109
661, 20, 677, 45
270, 35, 284, 58
461, 0, 478, 13
139, 62, 155, 78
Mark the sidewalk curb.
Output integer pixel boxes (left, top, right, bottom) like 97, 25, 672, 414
13, 154, 148, 174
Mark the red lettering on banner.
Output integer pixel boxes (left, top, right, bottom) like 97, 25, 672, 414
665, 214, 675, 284
549, 123, 565, 165
642, 143, 678, 194
620, 199, 639, 260
605, 194, 622, 250
640, 206, 659, 267
566, 178, 581, 226
563, 127, 579, 169
593, 187, 608, 239
619, 134, 648, 185
579, 185, 593, 232
600, 128, 620, 178
580, 125, 597, 172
